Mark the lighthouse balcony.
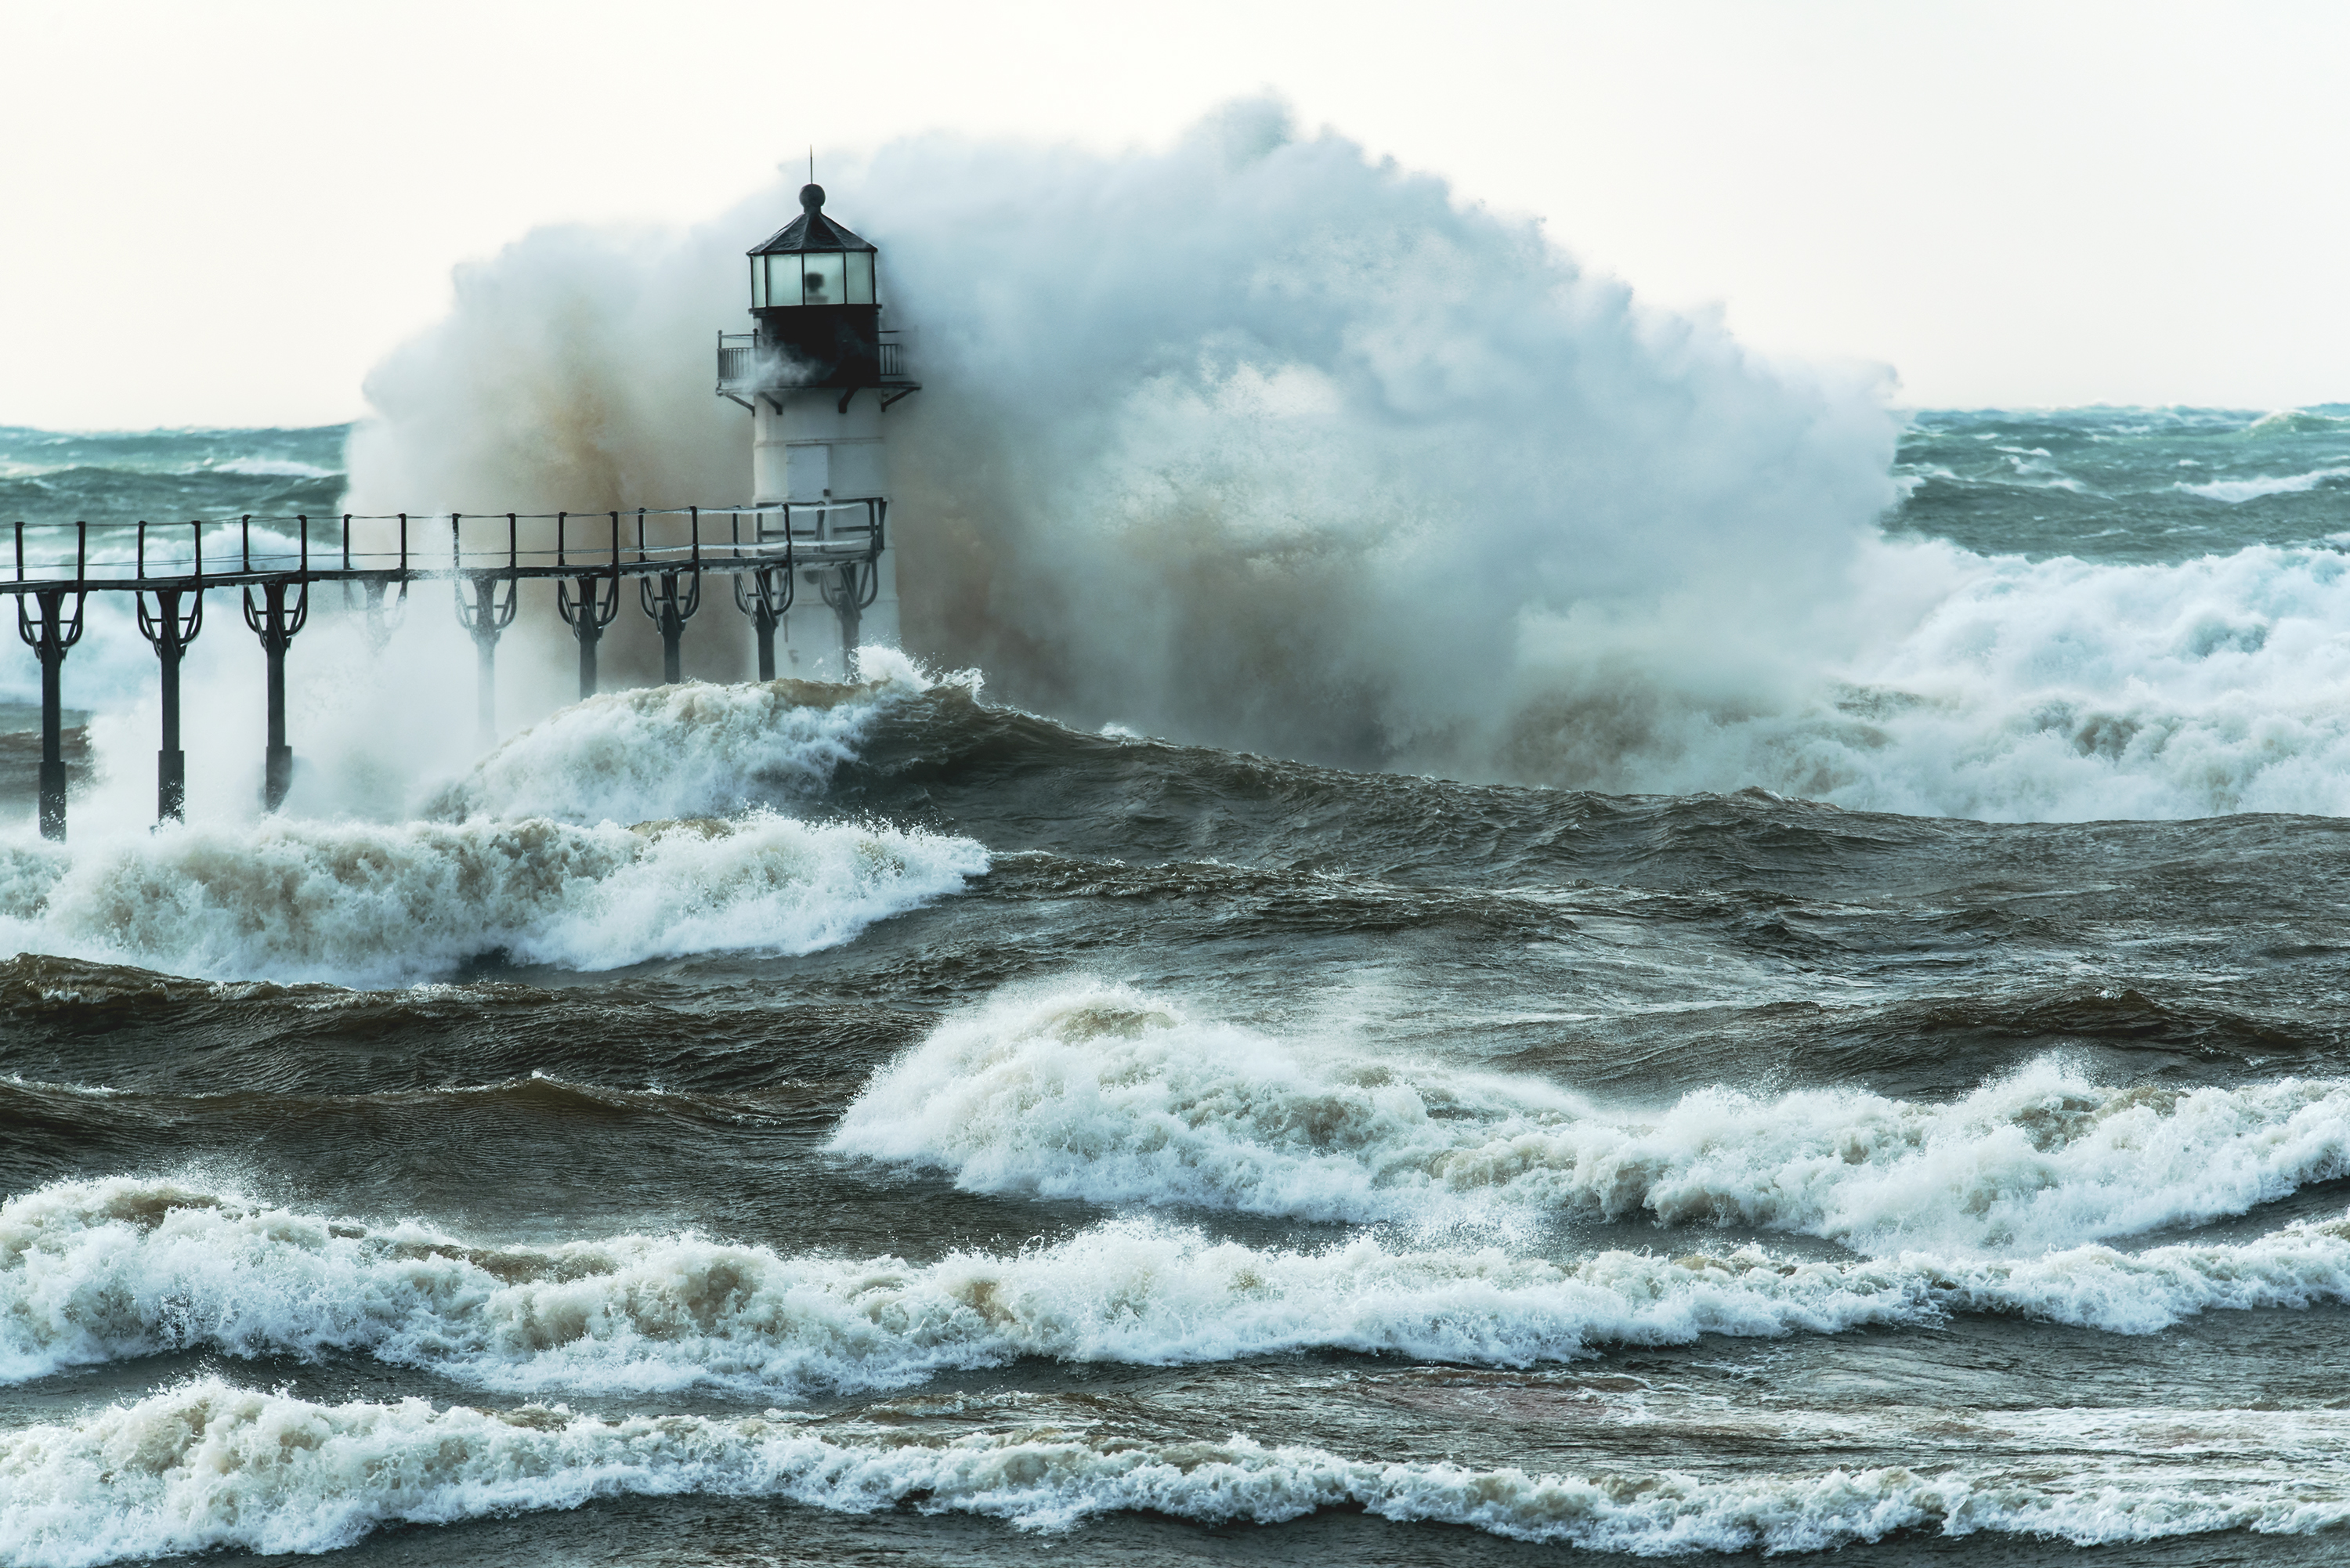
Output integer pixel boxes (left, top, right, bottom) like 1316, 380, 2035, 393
716, 331, 916, 405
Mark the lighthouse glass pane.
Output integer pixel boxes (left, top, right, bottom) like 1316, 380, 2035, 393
801, 251, 846, 305
844, 251, 874, 305
751, 256, 766, 307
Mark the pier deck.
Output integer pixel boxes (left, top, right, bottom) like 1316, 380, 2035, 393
9, 504, 886, 838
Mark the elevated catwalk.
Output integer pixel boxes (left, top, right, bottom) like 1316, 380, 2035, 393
6, 504, 886, 839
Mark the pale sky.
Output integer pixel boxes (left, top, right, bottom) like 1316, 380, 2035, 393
5, 0, 2345, 428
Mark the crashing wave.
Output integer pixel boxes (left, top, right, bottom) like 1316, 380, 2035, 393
0, 810, 983, 986
2174, 467, 2350, 504
429, 650, 963, 826
7, 1176, 2350, 1397
4, 1378, 2346, 1566
836, 981, 2350, 1252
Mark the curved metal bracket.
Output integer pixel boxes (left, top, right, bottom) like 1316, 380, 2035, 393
557, 572, 623, 630
136, 586, 203, 652
817, 559, 880, 614
638, 566, 703, 625
242, 580, 309, 648
16, 588, 86, 659
454, 573, 521, 645
360, 578, 409, 654
732, 526, 796, 625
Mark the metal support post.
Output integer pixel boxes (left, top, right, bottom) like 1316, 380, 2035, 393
638, 569, 702, 685
746, 569, 788, 679
136, 583, 204, 822
451, 514, 520, 746
455, 575, 519, 746
556, 573, 621, 699
816, 500, 883, 681
555, 511, 623, 700
244, 579, 309, 811
16, 587, 85, 840
360, 578, 407, 655
819, 561, 879, 681
732, 510, 794, 681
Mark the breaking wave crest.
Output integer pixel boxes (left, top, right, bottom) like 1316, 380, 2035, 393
2175, 467, 2350, 503
336, 103, 2350, 823
428, 652, 957, 826
834, 983, 2350, 1252
1771, 540, 2350, 820
5, 1378, 2348, 1566
9, 1177, 2350, 1400
0, 811, 982, 985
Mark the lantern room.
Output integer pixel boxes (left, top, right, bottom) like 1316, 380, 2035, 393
746, 183, 883, 386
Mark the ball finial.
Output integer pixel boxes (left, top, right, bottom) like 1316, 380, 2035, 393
800, 182, 825, 215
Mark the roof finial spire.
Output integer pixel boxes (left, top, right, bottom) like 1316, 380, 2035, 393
808, 146, 814, 184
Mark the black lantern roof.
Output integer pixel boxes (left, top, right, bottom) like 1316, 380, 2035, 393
748, 185, 876, 256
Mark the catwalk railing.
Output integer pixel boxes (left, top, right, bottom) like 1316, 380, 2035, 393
9, 503, 886, 839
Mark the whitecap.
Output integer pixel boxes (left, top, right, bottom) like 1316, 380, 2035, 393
0, 811, 984, 986
2176, 467, 2350, 503
12, 1175, 2350, 1399
835, 981, 2350, 1254
429, 655, 956, 826
4, 1378, 2347, 1566
203, 457, 341, 479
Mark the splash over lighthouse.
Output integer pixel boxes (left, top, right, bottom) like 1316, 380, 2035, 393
715, 182, 918, 678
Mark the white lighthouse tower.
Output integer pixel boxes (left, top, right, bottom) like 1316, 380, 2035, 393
716, 182, 917, 678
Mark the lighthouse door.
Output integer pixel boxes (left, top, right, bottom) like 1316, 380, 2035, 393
786, 443, 830, 505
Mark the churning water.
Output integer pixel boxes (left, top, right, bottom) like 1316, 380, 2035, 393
7, 107, 2350, 1567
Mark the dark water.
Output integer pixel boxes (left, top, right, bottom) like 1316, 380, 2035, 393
5, 411, 2350, 1563
0, 425, 347, 526
1889, 404, 2350, 562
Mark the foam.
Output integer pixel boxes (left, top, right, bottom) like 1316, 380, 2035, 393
835, 983, 2350, 1253
2246, 409, 2350, 436
4, 1378, 2346, 1566
2176, 467, 2350, 503
0, 811, 983, 985
1698, 537, 2350, 820
427, 655, 954, 826
8, 1176, 2350, 1399
205, 457, 339, 479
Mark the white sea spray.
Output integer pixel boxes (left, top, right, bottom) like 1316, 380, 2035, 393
317, 100, 2350, 822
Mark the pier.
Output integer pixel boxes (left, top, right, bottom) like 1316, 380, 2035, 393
8, 503, 885, 840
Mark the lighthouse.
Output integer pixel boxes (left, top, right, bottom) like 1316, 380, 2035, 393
716, 182, 918, 678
